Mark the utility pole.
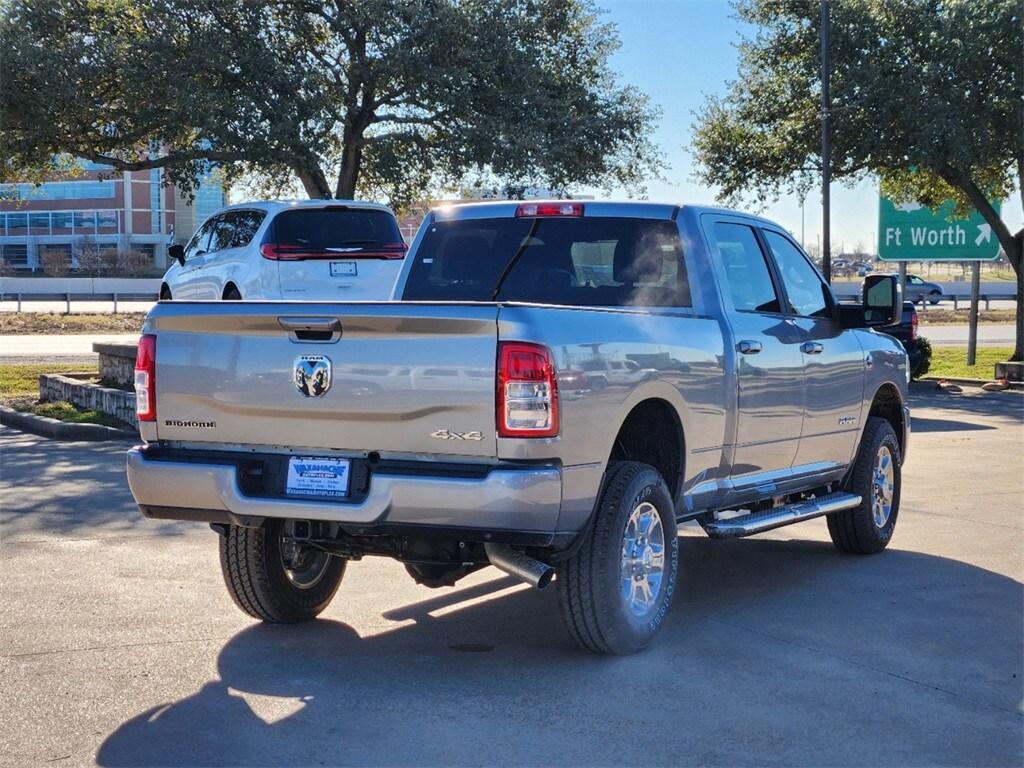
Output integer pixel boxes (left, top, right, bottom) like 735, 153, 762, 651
820, 0, 832, 283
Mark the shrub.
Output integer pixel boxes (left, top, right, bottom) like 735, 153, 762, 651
912, 336, 932, 379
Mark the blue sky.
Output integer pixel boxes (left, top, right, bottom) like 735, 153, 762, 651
596, 0, 1023, 255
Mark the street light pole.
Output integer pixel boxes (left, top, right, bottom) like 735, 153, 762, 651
820, 0, 832, 283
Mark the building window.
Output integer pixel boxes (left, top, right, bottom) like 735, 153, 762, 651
150, 169, 162, 234
136, 244, 156, 260
96, 210, 118, 229
29, 212, 50, 231
6, 213, 27, 232
0, 180, 117, 201
0, 244, 29, 266
73, 211, 96, 229
51, 212, 72, 229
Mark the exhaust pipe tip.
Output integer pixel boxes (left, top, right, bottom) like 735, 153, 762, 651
484, 543, 555, 589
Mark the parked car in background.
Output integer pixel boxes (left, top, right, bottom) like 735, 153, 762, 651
904, 273, 944, 305
853, 260, 874, 276
883, 301, 930, 378
161, 201, 406, 301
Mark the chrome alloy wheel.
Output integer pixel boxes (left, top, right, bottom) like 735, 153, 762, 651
279, 537, 331, 589
620, 501, 666, 617
872, 445, 895, 528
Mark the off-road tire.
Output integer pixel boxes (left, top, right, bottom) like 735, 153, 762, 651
557, 461, 678, 655
828, 416, 901, 554
219, 521, 346, 622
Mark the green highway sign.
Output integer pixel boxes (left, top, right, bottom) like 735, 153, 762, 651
877, 196, 1001, 261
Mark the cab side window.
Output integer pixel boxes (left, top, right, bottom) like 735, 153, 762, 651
183, 218, 215, 260
711, 222, 781, 313
761, 230, 831, 318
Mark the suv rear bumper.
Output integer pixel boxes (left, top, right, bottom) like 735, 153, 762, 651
126, 446, 563, 542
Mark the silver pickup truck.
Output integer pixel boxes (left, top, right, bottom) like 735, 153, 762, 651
126, 201, 910, 654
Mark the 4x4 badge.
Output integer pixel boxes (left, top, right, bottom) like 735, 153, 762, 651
294, 355, 332, 397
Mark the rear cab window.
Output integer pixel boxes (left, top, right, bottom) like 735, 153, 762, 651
402, 215, 689, 307
263, 207, 405, 260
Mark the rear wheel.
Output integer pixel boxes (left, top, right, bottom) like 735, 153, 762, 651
827, 416, 901, 554
928, 290, 941, 305
557, 461, 678, 655
219, 520, 346, 622
223, 285, 242, 300
159, 285, 172, 300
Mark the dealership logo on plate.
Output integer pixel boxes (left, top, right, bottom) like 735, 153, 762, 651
294, 355, 332, 397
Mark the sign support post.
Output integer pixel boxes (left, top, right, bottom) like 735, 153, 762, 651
968, 262, 980, 366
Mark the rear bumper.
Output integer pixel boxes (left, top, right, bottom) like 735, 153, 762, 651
126, 446, 564, 542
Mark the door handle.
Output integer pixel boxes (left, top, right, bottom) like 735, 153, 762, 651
278, 316, 342, 332
737, 340, 762, 355
801, 341, 824, 354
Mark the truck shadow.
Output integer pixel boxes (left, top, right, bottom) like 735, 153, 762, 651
96, 537, 1023, 767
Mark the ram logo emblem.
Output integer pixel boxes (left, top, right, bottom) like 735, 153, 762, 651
294, 355, 332, 397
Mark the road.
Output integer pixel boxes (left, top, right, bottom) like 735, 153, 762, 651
1, 387, 1022, 767
921, 322, 1017, 346
0, 333, 140, 365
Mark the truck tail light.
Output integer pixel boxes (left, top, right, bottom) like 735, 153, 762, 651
497, 342, 559, 438
910, 311, 918, 341
135, 334, 156, 422
515, 202, 584, 217
260, 243, 407, 260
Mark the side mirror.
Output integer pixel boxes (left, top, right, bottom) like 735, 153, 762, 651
861, 273, 901, 327
168, 244, 185, 267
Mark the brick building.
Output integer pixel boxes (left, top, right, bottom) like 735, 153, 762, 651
0, 162, 224, 274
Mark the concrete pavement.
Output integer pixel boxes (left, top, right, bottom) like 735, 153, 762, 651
0, 333, 140, 365
920, 323, 1016, 346
0, 387, 1022, 766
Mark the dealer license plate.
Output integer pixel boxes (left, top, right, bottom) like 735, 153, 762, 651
330, 261, 357, 277
285, 456, 350, 498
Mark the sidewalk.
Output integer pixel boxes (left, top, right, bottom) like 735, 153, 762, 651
0, 333, 139, 364
919, 323, 1015, 346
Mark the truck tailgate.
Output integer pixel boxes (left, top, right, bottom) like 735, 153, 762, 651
147, 302, 498, 458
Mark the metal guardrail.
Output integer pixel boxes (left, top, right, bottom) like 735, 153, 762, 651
831, 289, 1010, 311
0, 292, 158, 313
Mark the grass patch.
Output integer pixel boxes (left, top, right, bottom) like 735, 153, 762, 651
20, 401, 124, 427
926, 346, 1014, 380
0, 363, 98, 405
0, 312, 145, 335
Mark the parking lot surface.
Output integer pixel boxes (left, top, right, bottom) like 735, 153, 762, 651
1, 387, 1021, 767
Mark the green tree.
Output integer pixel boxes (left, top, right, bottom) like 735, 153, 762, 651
0, 0, 661, 209
692, 0, 1023, 361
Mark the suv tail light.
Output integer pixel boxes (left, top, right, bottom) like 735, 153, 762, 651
515, 202, 584, 217
260, 243, 407, 260
910, 311, 918, 341
135, 334, 156, 422
497, 342, 559, 438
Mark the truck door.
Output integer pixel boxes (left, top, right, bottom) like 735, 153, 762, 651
758, 229, 864, 472
706, 220, 805, 491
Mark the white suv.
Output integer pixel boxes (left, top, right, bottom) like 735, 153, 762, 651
161, 200, 407, 301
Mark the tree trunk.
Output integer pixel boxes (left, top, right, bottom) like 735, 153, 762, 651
336, 126, 364, 199
295, 163, 332, 199
942, 165, 1023, 362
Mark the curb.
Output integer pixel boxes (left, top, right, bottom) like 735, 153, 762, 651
0, 406, 138, 442
917, 377, 1023, 391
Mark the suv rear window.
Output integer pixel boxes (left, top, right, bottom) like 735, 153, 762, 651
268, 208, 403, 250
402, 217, 689, 307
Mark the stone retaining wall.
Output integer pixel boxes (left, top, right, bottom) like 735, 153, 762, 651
39, 374, 138, 429
94, 342, 138, 387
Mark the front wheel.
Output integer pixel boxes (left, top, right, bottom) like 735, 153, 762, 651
827, 416, 902, 554
219, 520, 346, 622
557, 461, 679, 655
928, 291, 942, 305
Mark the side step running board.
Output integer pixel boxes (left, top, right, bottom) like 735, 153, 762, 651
701, 491, 862, 539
